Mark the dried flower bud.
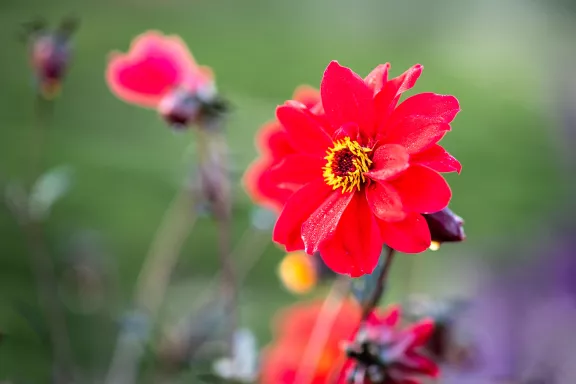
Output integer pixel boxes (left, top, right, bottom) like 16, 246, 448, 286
423, 207, 465, 246
31, 33, 72, 99
158, 87, 201, 129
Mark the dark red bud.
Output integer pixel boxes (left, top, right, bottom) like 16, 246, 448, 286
423, 207, 465, 244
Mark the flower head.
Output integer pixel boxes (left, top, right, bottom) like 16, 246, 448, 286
344, 306, 439, 384
105, 30, 223, 128
260, 299, 361, 384
249, 61, 461, 277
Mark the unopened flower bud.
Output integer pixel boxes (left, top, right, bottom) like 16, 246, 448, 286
32, 34, 72, 99
423, 207, 465, 244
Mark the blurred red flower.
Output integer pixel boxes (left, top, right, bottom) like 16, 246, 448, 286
105, 30, 216, 127
247, 61, 460, 277
260, 301, 437, 384
344, 306, 439, 384
260, 299, 361, 384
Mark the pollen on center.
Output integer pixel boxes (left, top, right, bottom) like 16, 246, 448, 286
323, 137, 372, 193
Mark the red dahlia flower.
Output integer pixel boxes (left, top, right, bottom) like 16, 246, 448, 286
261, 61, 460, 277
105, 30, 219, 128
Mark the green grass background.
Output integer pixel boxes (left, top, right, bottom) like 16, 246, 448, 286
0, 0, 574, 381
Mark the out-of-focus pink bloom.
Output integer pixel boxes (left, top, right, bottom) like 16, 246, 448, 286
106, 30, 219, 128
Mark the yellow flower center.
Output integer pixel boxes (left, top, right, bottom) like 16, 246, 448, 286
323, 137, 372, 193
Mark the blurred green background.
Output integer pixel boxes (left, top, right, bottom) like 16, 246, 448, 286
0, 0, 575, 381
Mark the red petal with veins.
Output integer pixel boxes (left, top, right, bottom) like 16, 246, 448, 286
317, 193, 382, 277
365, 144, 410, 181
276, 103, 333, 157
365, 181, 405, 221
273, 180, 333, 251
390, 165, 451, 213
385, 118, 451, 155
321, 61, 376, 138
301, 191, 355, 255
411, 144, 462, 173
379, 212, 431, 253
384, 93, 460, 143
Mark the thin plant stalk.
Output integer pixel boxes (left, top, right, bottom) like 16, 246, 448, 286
104, 147, 201, 384
360, 247, 396, 321
14, 97, 76, 383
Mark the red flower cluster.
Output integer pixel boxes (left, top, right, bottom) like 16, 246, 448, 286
105, 31, 217, 128
244, 61, 461, 277
260, 301, 437, 384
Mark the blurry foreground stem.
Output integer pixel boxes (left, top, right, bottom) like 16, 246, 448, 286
199, 127, 237, 357
13, 98, 76, 383
104, 150, 200, 384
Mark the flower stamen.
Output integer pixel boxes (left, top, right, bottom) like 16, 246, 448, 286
323, 137, 372, 193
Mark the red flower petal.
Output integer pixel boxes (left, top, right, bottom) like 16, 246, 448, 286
383, 93, 460, 148
243, 157, 295, 213
365, 181, 405, 221
384, 118, 451, 155
255, 122, 291, 159
301, 191, 355, 255
321, 61, 376, 138
317, 193, 382, 277
402, 352, 439, 377
380, 304, 401, 327
365, 144, 409, 181
364, 63, 390, 94
106, 31, 205, 108
410, 144, 462, 174
273, 180, 333, 251
276, 103, 332, 157
268, 154, 325, 187
390, 165, 451, 213
408, 319, 435, 347
379, 212, 431, 253
374, 64, 423, 128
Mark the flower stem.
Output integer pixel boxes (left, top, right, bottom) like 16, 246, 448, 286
360, 247, 396, 321
16, 98, 76, 383
104, 172, 197, 384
